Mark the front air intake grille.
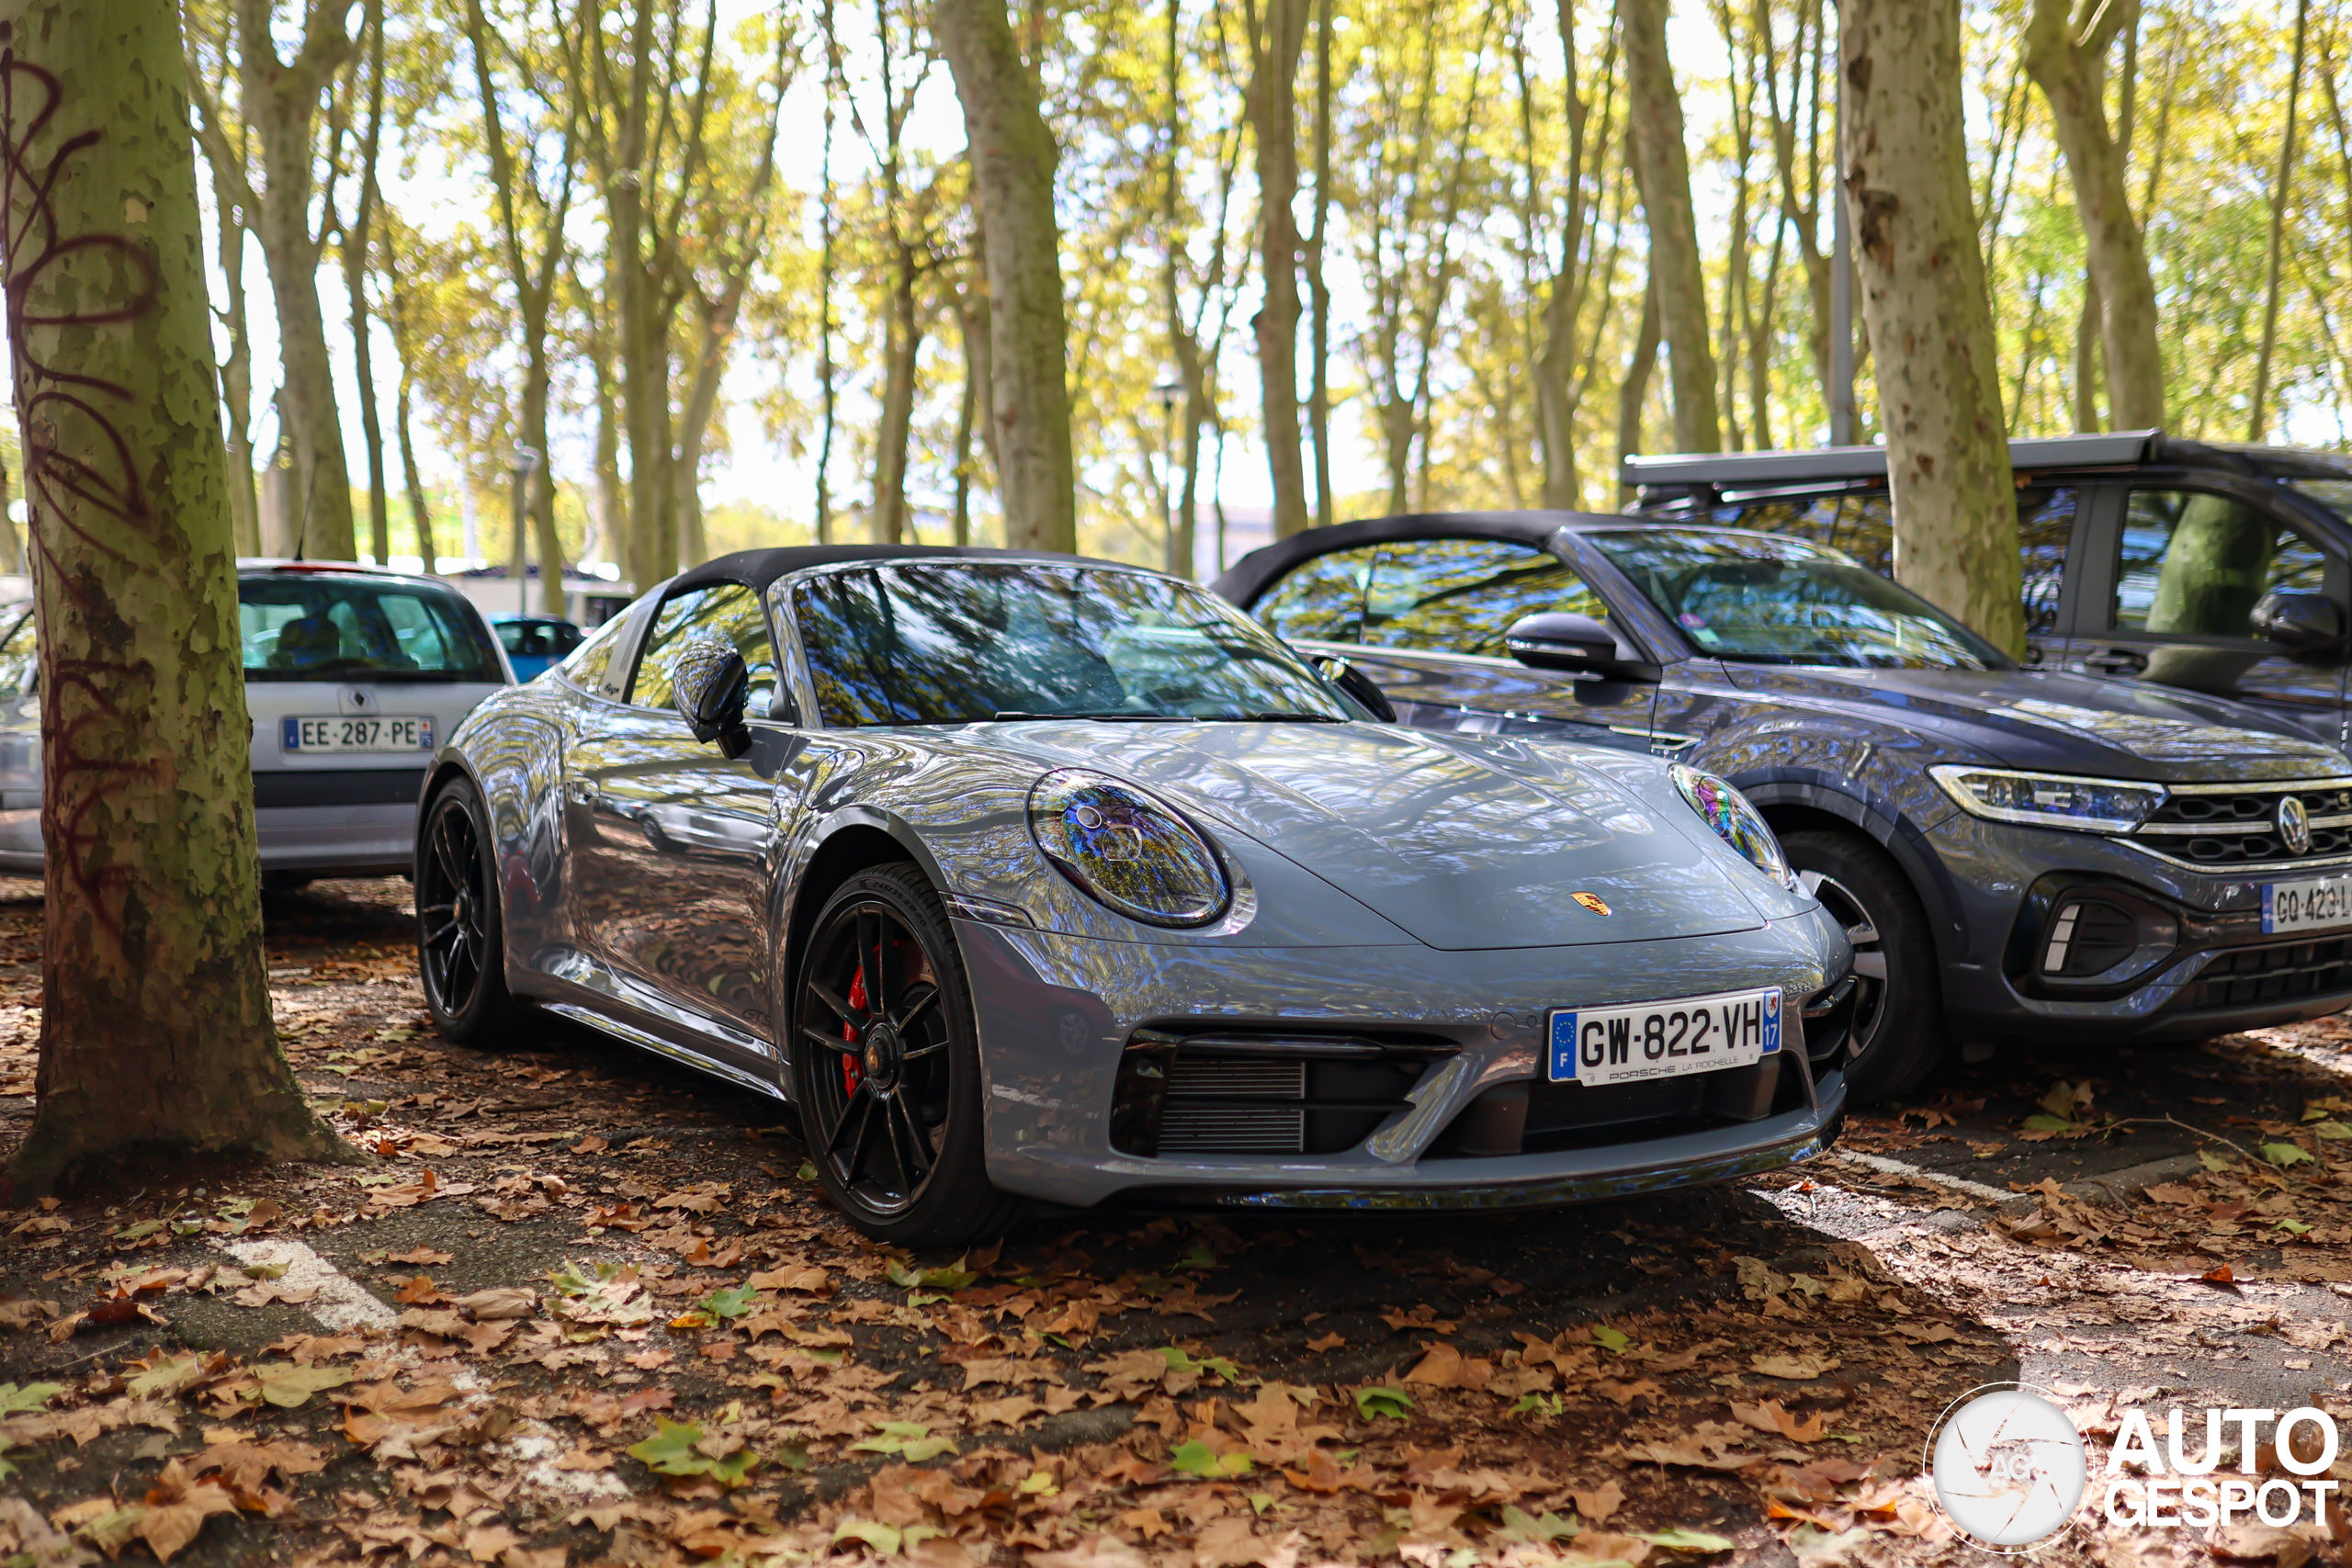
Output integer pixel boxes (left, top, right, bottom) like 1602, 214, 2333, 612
2135, 781, 2352, 866
1159, 1104, 1306, 1155
1108, 1028, 1454, 1157
2186, 936, 2352, 1010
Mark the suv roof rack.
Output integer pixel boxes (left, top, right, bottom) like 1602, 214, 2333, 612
1622, 430, 2161, 491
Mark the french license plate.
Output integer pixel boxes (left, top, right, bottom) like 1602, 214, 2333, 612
1547, 986, 1782, 1087
281, 716, 433, 753
2261, 874, 2352, 935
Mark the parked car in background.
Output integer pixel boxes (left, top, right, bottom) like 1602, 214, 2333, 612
492, 615, 585, 682
419, 545, 1852, 1245
1214, 512, 2352, 1102
0, 561, 511, 882
1623, 432, 2352, 750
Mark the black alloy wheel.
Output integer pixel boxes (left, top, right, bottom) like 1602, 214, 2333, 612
1781, 829, 1949, 1103
417, 777, 523, 1044
791, 863, 1015, 1247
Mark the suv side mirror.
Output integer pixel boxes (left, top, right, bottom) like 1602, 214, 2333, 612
2252, 591, 2345, 652
1506, 612, 1622, 671
1310, 655, 1396, 723
670, 634, 753, 759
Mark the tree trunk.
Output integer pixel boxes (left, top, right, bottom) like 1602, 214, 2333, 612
380, 224, 438, 570
2072, 271, 2104, 431
1759, 0, 1832, 402
589, 297, 624, 569
345, 0, 390, 566
1840, 0, 2024, 657
2023, 0, 2166, 430
817, 0, 841, 548
0, 460, 19, 574
1, 0, 346, 1193
1306, 0, 1334, 532
237, 0, 357, 561
1242, 0, 1309, 537
936, 0, 1078, 554
2247, 0, 2310, 444
1617, 273, 1662, 484
188, 86, 261, 556
953, 284, 979, 547
1622, 0, 1719, 453
872, 252, 922, 547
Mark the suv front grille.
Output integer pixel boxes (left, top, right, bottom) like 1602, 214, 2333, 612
2133, 780, 2352, 866
2187, 936, 2352, 1010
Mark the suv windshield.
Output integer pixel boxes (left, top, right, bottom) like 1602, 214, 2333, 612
240, 575, 503, 682
793, 563, 1353, 726
1589, 529, 2011, 671
2292, 479, 2352, 527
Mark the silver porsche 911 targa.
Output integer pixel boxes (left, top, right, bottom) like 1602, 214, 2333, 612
418, 546, 1856, 1245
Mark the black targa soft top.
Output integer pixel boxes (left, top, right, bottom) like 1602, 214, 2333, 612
666, 545, 1141, 599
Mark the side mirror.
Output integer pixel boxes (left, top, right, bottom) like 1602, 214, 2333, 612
1311, 655, 1396, 723
2253, 591, 2345, 653
670, 634, 752, 759
1506, 612, 1622, 671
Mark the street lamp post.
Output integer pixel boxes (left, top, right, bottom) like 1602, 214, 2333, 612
1154, 376, 1181, 577
510, 446, 542, 617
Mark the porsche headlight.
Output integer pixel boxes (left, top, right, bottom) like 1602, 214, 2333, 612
1027, 770, 1229, 927
1669, 763, 1798, 891
1928, 765, 2165, 833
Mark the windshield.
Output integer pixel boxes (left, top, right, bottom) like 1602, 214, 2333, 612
240, 576, 504, 682
1589, 529, 2011, 670
2292, 479, 2352, 526
792, 563, 1354, 727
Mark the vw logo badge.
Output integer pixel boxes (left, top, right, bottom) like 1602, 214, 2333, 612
2278, 794, 2313, 856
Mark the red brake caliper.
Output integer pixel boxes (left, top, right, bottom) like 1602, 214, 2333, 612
842, 964, 867, 1097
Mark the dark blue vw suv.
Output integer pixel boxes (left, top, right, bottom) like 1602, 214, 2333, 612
1214, 504, 2352, 1103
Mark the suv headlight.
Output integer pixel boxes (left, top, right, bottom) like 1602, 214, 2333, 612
1028, 770, 1229, 927
1929, 765, 2165, 832
1668, 763, 1798, 891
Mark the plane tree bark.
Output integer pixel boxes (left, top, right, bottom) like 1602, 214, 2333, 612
1621, 0, 1719, 453
233, 0, 359, 559
2023, 0, 2166, 430
1839, 0, 2024, 656
0, 0, 348, 1192
1240, 0, 1308, 537
935, 0, 1077, 554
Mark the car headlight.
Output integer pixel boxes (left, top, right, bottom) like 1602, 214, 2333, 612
1027, 770, 1229, 927
1928, 765, 2165, 833
1668, 763, 1799, 891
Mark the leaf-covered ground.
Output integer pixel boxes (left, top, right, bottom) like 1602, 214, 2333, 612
4, 877, 2352, 1568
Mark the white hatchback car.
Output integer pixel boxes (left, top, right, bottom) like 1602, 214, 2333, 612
0, 562, 512, 882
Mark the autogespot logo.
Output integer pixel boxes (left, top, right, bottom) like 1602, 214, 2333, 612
1927, 1384, 2088, 1553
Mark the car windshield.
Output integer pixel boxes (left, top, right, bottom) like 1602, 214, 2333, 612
240, 575, 503, 682
1588, 529, 2011, 670
792, 563, 1354, 726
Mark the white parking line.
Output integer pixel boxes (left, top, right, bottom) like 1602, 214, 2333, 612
1830, 1148, 2015, 1204
219, 1235, 400, 1333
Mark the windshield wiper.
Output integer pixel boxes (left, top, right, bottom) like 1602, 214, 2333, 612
1238, 710, 1346, 723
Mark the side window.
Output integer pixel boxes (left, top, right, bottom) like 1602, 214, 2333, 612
2017, 487, 2078, 636
1253, 545, 1379, 645
0, 612, 36, 703
557, 613, 630, 693
628, 583, 777, 711
2115, 490, 2327, 637
1363, 538, 1607, 657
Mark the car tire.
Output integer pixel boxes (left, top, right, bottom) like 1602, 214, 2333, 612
416, 776, 528, 1046
790, 863, 1020, 1247
1781, 829, 1948, 1103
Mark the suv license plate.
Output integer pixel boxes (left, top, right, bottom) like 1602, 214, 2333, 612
1547, 987, 1781, 1087
281, 716, 433, 753
2262, 874, 2352, 935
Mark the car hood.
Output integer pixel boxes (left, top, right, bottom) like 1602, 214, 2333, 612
987, 721, 1772, 950
1717, 665, 2350, 781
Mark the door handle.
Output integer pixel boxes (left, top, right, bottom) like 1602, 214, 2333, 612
2081, 647, 2148, 676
